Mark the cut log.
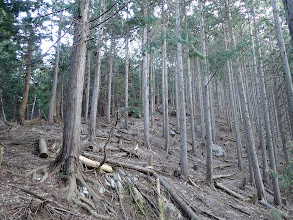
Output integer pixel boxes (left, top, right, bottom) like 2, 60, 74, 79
214, 182, 248, 201
83, 152, 152, 174
259, 200, 289, 219
39, 138, 48, 158
79, 155, 112, 173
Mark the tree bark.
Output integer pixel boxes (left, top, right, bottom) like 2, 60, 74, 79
19, 32, 33, 125
84, 49, 91, 124
55, 0, 89, 201
175, 0, 188, 179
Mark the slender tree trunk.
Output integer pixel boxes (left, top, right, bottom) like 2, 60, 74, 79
0, 90, 6, 122
185, 5, 196, 154
175, 0, 188, 179
88, 0, 105, 142
19, 33, 33, 125
48, 11, 63, 125
106, 30, 115, 124
269, 37, 289, 164
226, 0, 265, 200
84, 49, 91, 124
251, 1, 281, 205
124, 21, 130, 129
199, 0, 213, 185
150, 55, 155, 128
175, 57, 180, 131
55, 0, 89, 200
246, 9, 269, 185
271, 0, 293, 138
142, 5, 150, 149
223, 25, 242, 170
282, 0, 293, 46
162, 0, 169, 152
30, 94, 36, 120
196, 58, 205, 143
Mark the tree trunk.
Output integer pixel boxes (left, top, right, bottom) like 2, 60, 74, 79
223, 25, 242, 170
175, 0, 188, 179
88, 0, 105, 142
226, 7, 265, 201
199, 0, 213, 185
282, 0, 293, 46
84, 49, 91, 124
271, 0, 293, 139
19, 33, 33, 125
162, 0, 169, 152
246, 8, 269, 185
142, 5, 150, 149
48, 11, 63, 125
185, 4, 196, 154
0, 90, 6, 122
175, 57, 180, 131
251, 1, 281, 205
55, 0, 89, 200
269, 37, 289, 164
106, 30, 115, 124
124, 21, 130, 129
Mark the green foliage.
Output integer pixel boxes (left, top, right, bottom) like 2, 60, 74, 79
278, 145, 293, 195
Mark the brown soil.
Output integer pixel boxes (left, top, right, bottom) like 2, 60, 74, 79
0, 113, 292, 219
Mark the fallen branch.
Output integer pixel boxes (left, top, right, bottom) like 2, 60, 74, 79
259, 200, 289, 219
118, 140, 139, 158
214, 182, 248, 201
97, 116, 120, 172
213, 174, 234, 180
214, 164, 232, 170
79, 155, 112, 173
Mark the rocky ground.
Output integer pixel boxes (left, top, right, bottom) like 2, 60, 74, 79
0, 112, 292, 219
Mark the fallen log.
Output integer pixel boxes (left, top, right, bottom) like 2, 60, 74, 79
79, 155, 112, 173
259, 200, 289, 219
39, 138, 48, 158
153, 172, 199, 220
214, 182, 248, 201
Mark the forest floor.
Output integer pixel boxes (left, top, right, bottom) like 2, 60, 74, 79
0, 111, 292, 220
